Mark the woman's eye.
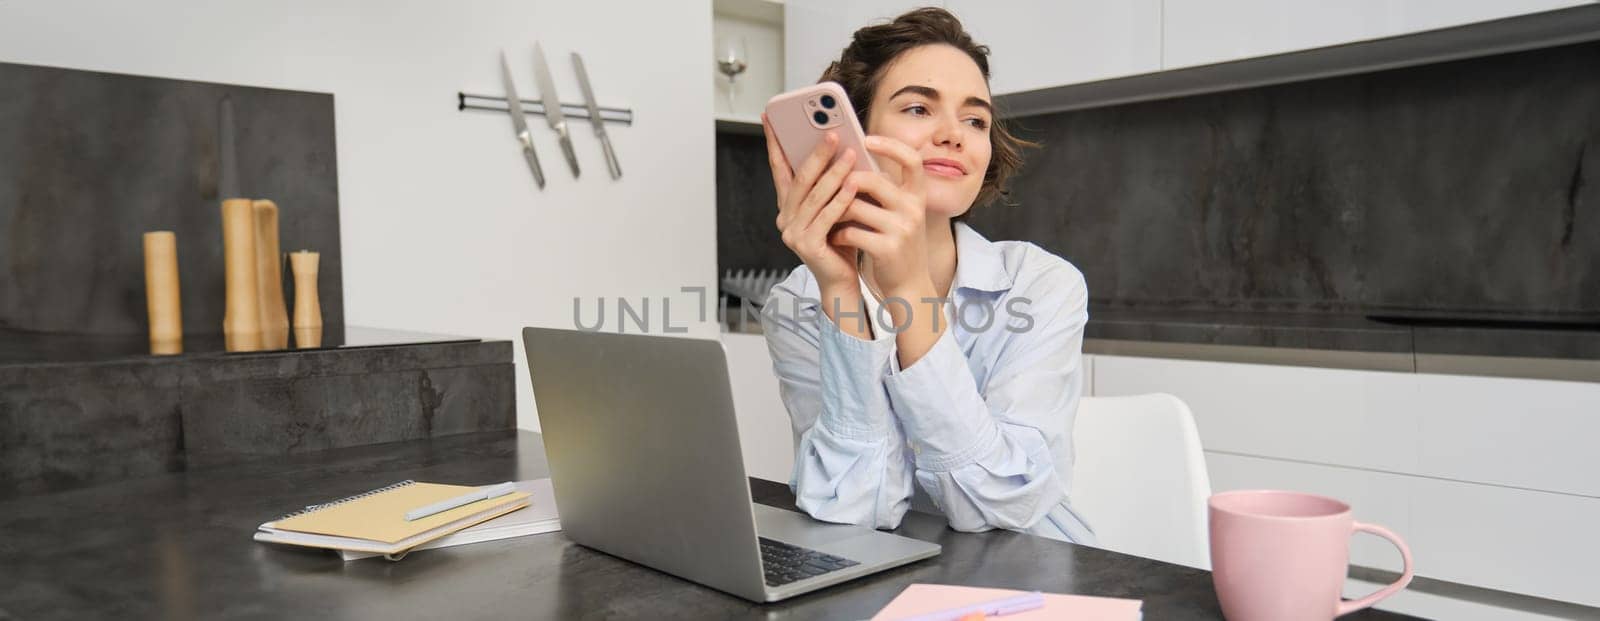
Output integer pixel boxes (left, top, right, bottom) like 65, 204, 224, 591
904, 105, 928, 116
966, 118, 989, 129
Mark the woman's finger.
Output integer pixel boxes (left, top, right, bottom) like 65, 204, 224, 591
837, 197, 898, 232
863, 135, 926, 195
790, 149, 857, 234
805, 177, 860, 236
791, 131, 840, 199
829, 222, 890, 257
761, 114, 793, 207
846, 169, 908, 213
761, 114, 794, 184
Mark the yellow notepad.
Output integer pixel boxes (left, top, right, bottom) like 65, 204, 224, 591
264, 481, 531, 554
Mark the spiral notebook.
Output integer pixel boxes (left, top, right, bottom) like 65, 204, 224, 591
871, 584, 1142, 620
337, 478, 561, 561
253, 480, 531, 556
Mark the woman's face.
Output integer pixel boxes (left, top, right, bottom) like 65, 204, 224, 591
864, 44, 993, 220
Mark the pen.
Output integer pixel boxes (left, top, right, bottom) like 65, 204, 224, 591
404, 482, 516, 521
893, 591, 1045, 621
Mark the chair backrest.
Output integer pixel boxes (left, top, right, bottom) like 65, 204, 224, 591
1072, 393, 1212, 569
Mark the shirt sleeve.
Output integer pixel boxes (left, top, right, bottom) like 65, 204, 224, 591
761, 270, 914, 529
882, 263, 1090, 537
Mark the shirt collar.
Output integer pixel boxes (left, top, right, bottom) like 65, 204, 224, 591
952, 222, 1014, 294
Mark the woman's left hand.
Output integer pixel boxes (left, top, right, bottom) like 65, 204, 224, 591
831, 136, 934, 298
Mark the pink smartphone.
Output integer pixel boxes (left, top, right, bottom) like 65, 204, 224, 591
765, 81, 881, 177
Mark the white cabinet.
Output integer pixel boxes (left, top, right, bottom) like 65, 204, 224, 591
1415, 372, 1600, 497
786, 1, 1161, 96
1095, 355, 1422, 474
785, 0, 939, 91
946, 1, 1162, 94
1161, 0, 1592, 69
1206, 453, 1416, 571
723, 332, 797, 482
787, 1, 1595, 101
1209, 452, 1600, 607
714, 6, 786, 123
1099, 353, 1600, 605
1094, 354, 1600, 496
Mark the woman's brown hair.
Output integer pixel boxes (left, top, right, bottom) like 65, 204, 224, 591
819, 6, 1034, 211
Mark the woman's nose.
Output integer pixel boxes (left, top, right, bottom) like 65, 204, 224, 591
932, 115, 962, 149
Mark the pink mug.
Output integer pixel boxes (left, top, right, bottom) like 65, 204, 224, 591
1209, 490, 1413, 621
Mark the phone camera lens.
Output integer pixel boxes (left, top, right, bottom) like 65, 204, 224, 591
812, 110, 828, 125
819, 94, 836, 109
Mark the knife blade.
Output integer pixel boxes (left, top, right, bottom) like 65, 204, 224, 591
499, 50, 545, 189
571, 52, 622, 180
533, 43, 580, 178
218, 95, 240, 199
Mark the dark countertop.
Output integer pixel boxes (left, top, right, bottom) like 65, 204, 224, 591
1085, 308, 1416, 353
1083, 307, 1600, 381
0, 430, 1422, 620
727, 302, 1600, 379
0, 325, 480, 367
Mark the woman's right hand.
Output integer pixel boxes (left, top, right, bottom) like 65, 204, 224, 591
763, 113, 860, 292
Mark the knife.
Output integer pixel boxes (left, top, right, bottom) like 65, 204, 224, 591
571, 52, 622, 180
218, 95, 240, 199
533, 43, 580, 178
499, 50, 545, 189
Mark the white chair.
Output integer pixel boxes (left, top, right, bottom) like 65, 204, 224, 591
1071, 393, 1212, 569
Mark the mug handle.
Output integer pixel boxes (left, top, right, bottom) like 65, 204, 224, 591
1335, 521, 1415, 616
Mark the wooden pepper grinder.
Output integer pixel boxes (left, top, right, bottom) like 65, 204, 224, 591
253, 200, 290, 350
290, 250, 322, 348
221, 198, 262, 351
143, 231, 183, 355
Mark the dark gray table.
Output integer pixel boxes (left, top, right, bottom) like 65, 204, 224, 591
0, 431, 1422, 620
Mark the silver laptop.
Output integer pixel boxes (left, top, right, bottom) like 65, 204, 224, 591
523, 327, 940, 602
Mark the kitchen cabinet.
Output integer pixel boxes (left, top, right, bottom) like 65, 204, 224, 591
1095, 355, 1423, 474
785, 1, 1160, 95
724, 332, 796, 482
1161, 0, 1592, 69
788, 1, 1597, 110
1414, 372, 1600, 497
1098, 353, 1600, 605
1094, 354, 1600, 496
1209, 451, 1600, 607
946, 0, 1162, 95
785, 0, 938, 91
715, 0, 786, 124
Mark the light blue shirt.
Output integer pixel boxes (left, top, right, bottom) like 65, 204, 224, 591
760, 222, 1095, 544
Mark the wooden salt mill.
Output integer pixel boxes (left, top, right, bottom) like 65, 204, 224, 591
221, 198, 262, 351
143, 231, 183, 355
253, 200, 290, 350
290, 251, 322, 348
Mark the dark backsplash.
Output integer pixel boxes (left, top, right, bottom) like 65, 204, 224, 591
969, 40, 1598, 320
0, 62, 343, 335
717, 131, 796, 274
718, 40, 1598, 321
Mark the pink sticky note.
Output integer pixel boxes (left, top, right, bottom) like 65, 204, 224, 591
871, 584, 1143, 621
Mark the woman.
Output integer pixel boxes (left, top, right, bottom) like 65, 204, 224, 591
760, 7, 1094, 544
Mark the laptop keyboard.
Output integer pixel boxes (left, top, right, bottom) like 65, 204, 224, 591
759, 537, 861, 587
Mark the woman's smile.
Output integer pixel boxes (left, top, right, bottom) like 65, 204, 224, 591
922, 158, 967, 178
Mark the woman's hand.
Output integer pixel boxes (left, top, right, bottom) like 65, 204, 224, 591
837, 136, 946, 368
763, 114, 860, 293
832, 136, 933, 299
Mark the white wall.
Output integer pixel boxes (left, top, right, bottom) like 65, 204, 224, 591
0, 0, 719, 431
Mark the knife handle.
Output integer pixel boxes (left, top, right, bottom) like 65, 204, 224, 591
559, 138, 581, 178
600, 138, 622, 180
522, 145, 546, 189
